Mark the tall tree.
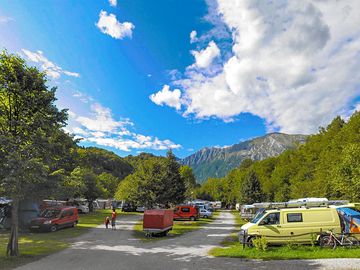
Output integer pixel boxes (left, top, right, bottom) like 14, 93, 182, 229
0, 51, 71, 256
115, 151, 186, 207
69, 167, 104, 211
179, 165, 196, 200
240, 170, 264, 204
158, 150, 186, 206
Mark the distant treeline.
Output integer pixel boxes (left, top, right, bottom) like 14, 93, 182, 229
195, 112, 360, 205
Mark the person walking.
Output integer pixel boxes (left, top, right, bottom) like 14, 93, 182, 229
111, 209, 117, 230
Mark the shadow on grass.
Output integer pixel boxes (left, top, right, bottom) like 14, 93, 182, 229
0, 210, 141, 269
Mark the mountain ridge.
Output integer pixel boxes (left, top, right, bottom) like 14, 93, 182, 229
180, 132, 307, 183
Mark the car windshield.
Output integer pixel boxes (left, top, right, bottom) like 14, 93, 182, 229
250, 210, 266, 223
40, 209, 61, 218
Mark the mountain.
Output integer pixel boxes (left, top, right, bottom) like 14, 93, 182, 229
181, 133, 307, 183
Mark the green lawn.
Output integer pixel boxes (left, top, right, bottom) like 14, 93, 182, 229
133, 211, 220, 241
210, 211, 360, 260
0, 209, 137, 270
209, 243, 360, 260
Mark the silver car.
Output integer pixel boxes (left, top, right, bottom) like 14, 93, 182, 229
199, 209, 213, 218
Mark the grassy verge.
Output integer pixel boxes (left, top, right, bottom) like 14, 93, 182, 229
210, 211, 360, 260
133, 211, 220, 241
209, 243, 360, 260
0, 209, 136, 270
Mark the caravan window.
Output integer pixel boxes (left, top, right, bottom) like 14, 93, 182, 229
287, 213, 303, 223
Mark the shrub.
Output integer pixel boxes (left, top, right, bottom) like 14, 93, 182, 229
253, 236, 268, 251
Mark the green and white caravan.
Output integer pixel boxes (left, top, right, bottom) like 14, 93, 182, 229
239, 199, 360, 246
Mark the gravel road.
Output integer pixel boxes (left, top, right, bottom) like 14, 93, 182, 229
15, 211, 360, 270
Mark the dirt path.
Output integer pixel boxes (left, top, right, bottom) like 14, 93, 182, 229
14, 211, 360, 270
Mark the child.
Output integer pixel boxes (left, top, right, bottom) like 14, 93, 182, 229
105, 216, 110, 229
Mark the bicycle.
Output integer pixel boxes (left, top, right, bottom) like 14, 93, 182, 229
320, 230, 360, 249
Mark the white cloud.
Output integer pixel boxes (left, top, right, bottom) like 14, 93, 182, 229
72, 90, 94, 104
190, 30, 197, 43
191, 41, 220, 69
66, 98, 181, 152
109, 0, 117, 7
149, 85, 182, 110
96, 10, 134, 40
21, 49, 80, 79
76, 103, 132, 133
0, 16, 14, 23
151, 0, 360, 134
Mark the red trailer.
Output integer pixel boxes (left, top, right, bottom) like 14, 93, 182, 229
143, 209, 173, 237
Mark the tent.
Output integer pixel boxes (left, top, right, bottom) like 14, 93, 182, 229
337, 207, 360, 234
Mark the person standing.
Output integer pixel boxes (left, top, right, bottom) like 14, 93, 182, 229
104, 216, 110, 229
111, 209, 117, 230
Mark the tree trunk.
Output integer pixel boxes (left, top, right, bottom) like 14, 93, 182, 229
88, 200, 94, 212
7, 198, 19, 257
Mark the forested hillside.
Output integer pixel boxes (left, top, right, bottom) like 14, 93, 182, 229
196, 112, 360, 205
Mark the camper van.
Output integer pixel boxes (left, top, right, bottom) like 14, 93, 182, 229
239, 207, 342, 246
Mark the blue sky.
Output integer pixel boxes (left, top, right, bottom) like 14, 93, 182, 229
1, 0, 360, 158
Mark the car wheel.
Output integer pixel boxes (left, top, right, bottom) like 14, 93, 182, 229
50, 225, 58, 232
247, 237, 255, 248
190, 216, 195, 221
204, 215, 208, 219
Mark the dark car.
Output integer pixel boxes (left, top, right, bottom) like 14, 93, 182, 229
121, 202, 136, 212
29, 207, 78, 232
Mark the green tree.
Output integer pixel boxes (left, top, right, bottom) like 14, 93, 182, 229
97, 172, 120, 198
179, 165, 196, 200
159, 150, 186, 205
331, 144, 360, 201
240, 170, 264, 204
0, 51, 71, 256
70, 167, 104, 211
115, 158, 165, 207
115, 151, 186, 207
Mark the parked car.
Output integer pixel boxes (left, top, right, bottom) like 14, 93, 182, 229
136, 206, 146, 212
199, 208, 213, 218
29, 207, 78, 232
212, 201, 222, 209
121, 202, 136, 212
239, 207, 342, 246
173, 205, 199, 221
65, 199, 89, 213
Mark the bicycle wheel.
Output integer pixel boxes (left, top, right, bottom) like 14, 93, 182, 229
320, 235, 337, 249
346, 236, 360, 248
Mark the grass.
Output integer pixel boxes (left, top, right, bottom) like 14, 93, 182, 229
133, 211, 220, 241
0, 209, 138, 270
209, 211, 360, 260
209, 243, 360, 260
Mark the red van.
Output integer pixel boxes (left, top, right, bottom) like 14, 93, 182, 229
29, 207, 78, 232
173, 205, 199, 221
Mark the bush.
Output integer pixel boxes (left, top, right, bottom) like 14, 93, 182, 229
253, 236, 268, 251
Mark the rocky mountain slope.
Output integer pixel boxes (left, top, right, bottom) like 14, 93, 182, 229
181, 133, 307, 183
